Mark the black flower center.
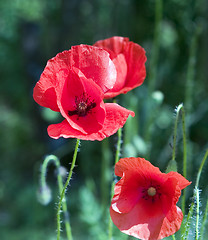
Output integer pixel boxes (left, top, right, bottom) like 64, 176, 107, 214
68, 93, 96, 117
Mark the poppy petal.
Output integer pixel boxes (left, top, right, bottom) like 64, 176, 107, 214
104, 54, 127, 99
167, 171, 192, 190
33, 54, 69, 111
110, 203, 164, 240
158, 206, 183, 239
48, 103, 134, 141
110, 203, 182, 240
114, 157, 161, 178
110, 157, 191, 240
99, 103, 135, 137
111, 173, 141, 214
56, 67, 106, 134
94, 36, 129, 57
94, 36, 147, 98
48, 119, 85, 139
124, 41, 147, 89
71, 45, 117, 93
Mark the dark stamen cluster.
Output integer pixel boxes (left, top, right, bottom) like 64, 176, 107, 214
141, 183, 161, 203
68, 93, 96, 118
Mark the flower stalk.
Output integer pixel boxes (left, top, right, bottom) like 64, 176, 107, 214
101, 138, 111, 207
182, 149, 208, 239
108, 127, 122, 240
40, 155, 72, 240
200, 198, 208, 240
172, 103, 183, 162
57, 139, 80, 240
195, 149, 208, 239
181, 106, 187, 215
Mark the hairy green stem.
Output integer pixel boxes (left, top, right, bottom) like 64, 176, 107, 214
57, 139, 80, 240
182, 202, 195, 240
101, 138, 111, 207
195, 150, 208, 188
182, 150, 208, 239
108, 127, 122, 240
195, 187, 200, 240
40, 155, 72, 240
181, 106, 187, 215
172, 103, 183, 162
195, 150, 208, 239
199, 198, 208, 240
172, 234, 176, 240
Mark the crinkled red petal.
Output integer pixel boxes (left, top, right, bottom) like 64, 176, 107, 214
33, 53, 70, 111
124, 41, 147, 88
70, 45, 117, 93
114, 157, 162, 178
94, 36, 147, 98
110, 203, 183, 240
94, 36, 129, 57
48, 103, 134, 141
33, 44, 117, 111
56, 67, 105, 134
167, 171, 192, 190
110, 157, 191, 240
158, 206, 183, 239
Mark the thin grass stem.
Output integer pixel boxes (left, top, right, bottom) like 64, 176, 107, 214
57, 139, 80, 240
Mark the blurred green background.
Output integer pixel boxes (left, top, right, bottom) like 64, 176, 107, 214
0, 0, 208, 239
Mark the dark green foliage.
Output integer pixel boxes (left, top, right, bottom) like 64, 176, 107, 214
0, 0, 208, 239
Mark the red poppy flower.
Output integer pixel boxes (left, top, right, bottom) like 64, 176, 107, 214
33, 45, 134, 141
94, 36, 147, 98
110, 157, 191, 240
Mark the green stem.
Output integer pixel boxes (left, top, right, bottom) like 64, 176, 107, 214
181, 202, 195, 240
199, 197, 208, 240
195, 150, 208, 240
195, 150, 208, 188
57, 139, 80, 240
114, 127, 122, 166
195, 187, 200, 240
172, 104, 183, 162
40, 155, 72, 240
101, 138, 111, 207
172, 234, 176, 240
108, 127, 122, 240
181, 106, 187, 215
182, 150, 208, 239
